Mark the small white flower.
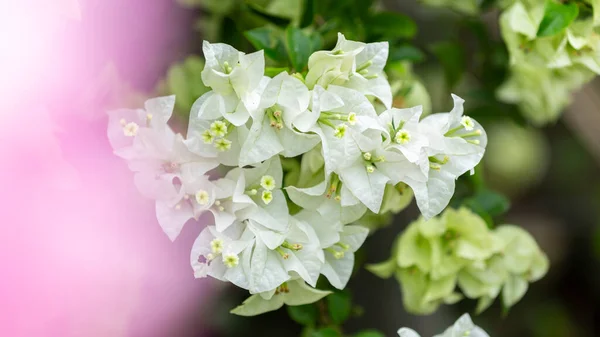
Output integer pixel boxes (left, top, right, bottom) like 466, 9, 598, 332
347, 112, 357, 125
201, 130, 214, 144
260, 175, 276, 191
461, 116, 475, 131
210, 120, 228, 137
210, 238, 224, 254
195, 190, 210, 205
123, 122, 139, 137
261, 190, 273, 205
223, 253, 239, 268
334, 124, 347, 138
214, 138, 232, 151
395, 130, 411, 144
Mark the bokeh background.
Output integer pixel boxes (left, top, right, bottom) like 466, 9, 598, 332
2, 0, 599, 336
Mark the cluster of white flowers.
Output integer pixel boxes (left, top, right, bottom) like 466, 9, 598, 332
107, 33, 487, 315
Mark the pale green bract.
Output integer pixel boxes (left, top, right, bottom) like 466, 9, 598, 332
497, 0, 600, 125
368, 207, 549, 315
398, 313, 489, 337
107, 33, 489, 317
424, 0, 600, 125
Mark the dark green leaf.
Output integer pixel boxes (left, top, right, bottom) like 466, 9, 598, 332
246, 2, 292, 27
245, 27, 274, 51
537, 0, 579, 37
354, 330, 386, 337
430, 41, 466, 89
388, 45, 426, 63
244, 27, 289, 63
469, 189, 511, 217
285, 26, 313, 71
287, 304, 318, 326
312, 327, 341, 337
302, 326, 317, 337
367, 12, 417, 39
326, 290, 352, 324
463, 189, 511, 227
300, 0, 315, 28
310, 33, 323, 54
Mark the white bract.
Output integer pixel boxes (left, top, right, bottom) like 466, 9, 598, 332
107, 33, 488, 316
398, 313, 489, 337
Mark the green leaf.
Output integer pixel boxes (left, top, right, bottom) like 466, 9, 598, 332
285, 26, 313, 71
537, 0, 579, 37
164, 55, 209, 114
312, 327, 341, 337
465, 189, 510, 217
430, 41, 466, 89
300, 0, 315, 28
354, 330, 386, 337
388, 45, 425, 63
265, 67, 289, 77
367, 12, 417, 39
246, 2, 292, 27
326, 290, 352, 324
287, 304, 318, 327
244, 27, 289, 63
245, 27, 274, 51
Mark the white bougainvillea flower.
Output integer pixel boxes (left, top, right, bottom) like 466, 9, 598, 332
293, 210, 343, 248
243, 217, 325, 291
185, 91, 251, 166
107, 95, 176, 152
230, 279, 331, 316
190, 222, 255, 280
378, 105, 429, 163
320, 225, 369, 289
207, 216, 324, 294
433, 313, 490, 337
153, 173, 218, 241
119, 129, 218, 200
398, 313, 489, 337
335, 144, 390, 213
201, 41, 265, 121
286, 172, 368, 225
405, 95, 487, 219
299, 85, 383, 174
305, 33, 365, 89
346, 41, 393, 108
239, 72, 319, 166
232, 156, 290, 232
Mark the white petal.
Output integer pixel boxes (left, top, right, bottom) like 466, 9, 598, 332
278, 126, 320, 158
340, 162, 389, 213
405, 169, 456, 219
341, 225, 369, 252
155, 199, 193, 241
239, 114, 284, 166
249, 239, 290, 293
322, 251, 354, 289
144, 95, 175, 127
397, 328, 422, 337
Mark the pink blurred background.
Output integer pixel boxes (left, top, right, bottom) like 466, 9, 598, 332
1, 1, 216, 336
